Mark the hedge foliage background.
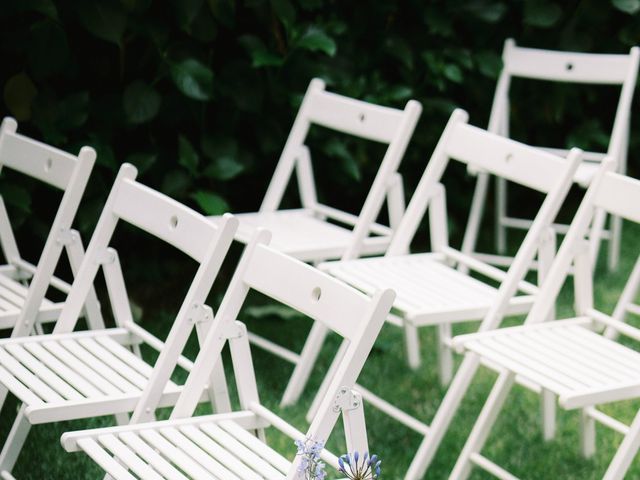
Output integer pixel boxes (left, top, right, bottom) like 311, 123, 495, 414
0, 0, 639, 256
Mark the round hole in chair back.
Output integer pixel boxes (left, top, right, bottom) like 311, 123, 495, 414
45, 158, 52, 172
311, 287, 322, 302
169, 215, 179, 229
566, 62, 573, 71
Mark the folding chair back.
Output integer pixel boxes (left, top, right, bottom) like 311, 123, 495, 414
51, 163, 239, 420
389, 109, 581, 319
463, 40, 639, 271
525, 160, 639, 327
257, 78, 422, 260
62, 236, 395, 479
0, 117, 101, 337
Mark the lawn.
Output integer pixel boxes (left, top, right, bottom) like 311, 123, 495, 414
3, 221, 640, 479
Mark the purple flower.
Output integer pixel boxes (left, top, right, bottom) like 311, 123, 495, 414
338, 451, 382, 480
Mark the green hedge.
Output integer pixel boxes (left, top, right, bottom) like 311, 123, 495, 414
1, 0, 639, 247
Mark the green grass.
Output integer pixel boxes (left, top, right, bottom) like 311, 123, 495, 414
4, 222, 640, 479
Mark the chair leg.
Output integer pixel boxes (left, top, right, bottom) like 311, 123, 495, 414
0, 405, 31, 474
437, 324, 453, 386
580, 408, 596, 458
405, 353, 482, 480
114, 412, 129, 426
588, 208, 608, 269
305, 340, 348, 422
449, 371, 516, 480
495, 176, 507, 255
603, 407, 640, 480
280, 322, 329, 407
403, 321, 421, 370
541, 388, 556, 441
608, 213, 622, 272
460, 172, 491, 275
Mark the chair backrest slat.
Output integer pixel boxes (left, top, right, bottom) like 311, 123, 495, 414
592, 173, 640, 224
306, 89, 407, 143
446, 123, 568, 193
242, 244, 369, 340
0, 127, 78, 191
111, 179, 220, 263
504, 43, 634, 84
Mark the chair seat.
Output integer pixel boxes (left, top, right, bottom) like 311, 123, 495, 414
0, 329, 181, 422
456, 319, 640, 409
0, 271, 59, 329
75, 416, 290, 480
209, 208, 390, 262
322, 253, 532, 325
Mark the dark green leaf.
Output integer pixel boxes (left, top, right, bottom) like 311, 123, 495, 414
239, 36, 284, 67
204, 156, 245, 180
191, 191, 229, 215
178, 135, 199, 175
388, 85, 413, 102
3, 73, 37, 121
22, 0, 58, 19
463, 1, 507, 23
524, 1, 562, 28
207, 0, 235, 27
3, 185, 31, 213
613, 0, 640, 14
297, 27, 336, 56
271, 0, 295, 28
76, 1, 127, 47
443, 64, 463, 83
28, 20, 70, 79
475, 51, 503, 78
172, 0, 204, 32
324, 139, 360, 181
123, 81, 161, 124
169, 58, 214, 101
125, 153, 157, 174
58, 92, 89, 130
162, 169, 192, 197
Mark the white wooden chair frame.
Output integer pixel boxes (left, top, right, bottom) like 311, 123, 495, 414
0, 117, 103, 336
208, 77, 422, 262
0, 164, 238, 476
214, 78, 420, 413
461, 39, 639, 272
300, 109, 583, 479
441, 162, 640, 479
61, 234, 396, 480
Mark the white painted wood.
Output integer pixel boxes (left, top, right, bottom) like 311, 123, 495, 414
0, 163, 239, 474
446, 164, 640, 479
0, 118, 102, 338
462, 41, 640, 273
210, 78, 421, 268
61, 233, 395, 479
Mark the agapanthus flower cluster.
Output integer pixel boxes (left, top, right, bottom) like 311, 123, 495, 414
295, 436, 327, 480
338, 451, 382, 480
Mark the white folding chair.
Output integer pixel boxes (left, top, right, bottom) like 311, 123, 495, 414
0, 117, 102, 336
462, 39, 639, 272
60, 237, 396, 479
288, 109, 582, 478
208, 78, 422, 262
0, 163, 238, 475
441, 162, 640, 479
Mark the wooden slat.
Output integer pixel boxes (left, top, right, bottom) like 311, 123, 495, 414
77, 338, 148, 389
77, 437, 137, 480
200, 422, 284, 480
23, 342, 102, 397
0, 347, 63, 402
98, 434, 164, 480
140, 429, 213, 480
180, 425, 262, 480
160, 427, 241, 480
59, 339, 140, 394
4, 344, 82, 400
42, 341, 123, 395
120, 431, 189, 480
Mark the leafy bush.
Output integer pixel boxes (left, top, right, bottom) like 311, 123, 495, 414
1, 0, 638, 248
